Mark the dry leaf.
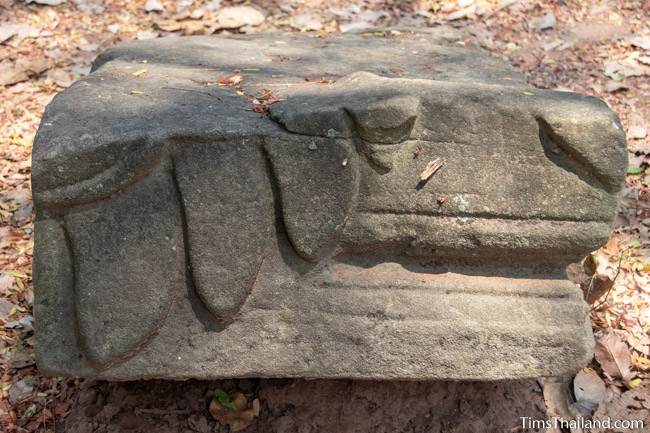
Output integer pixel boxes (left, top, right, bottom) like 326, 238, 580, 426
154, 19, 182, 32
214, 6, 265, 30
144, 0, 163, 13
209, 391, 260, 432
46, 68, 74, 87
180, 20, 206, 36
217, 74, 243, 86
136, 30, 159, 40
628, 333, 650, 356
628, 125, 647, 140
419, 158, 444, 182
627, 35, 650, 50
290, 14, 323, 31
0, 58, 52, 86
131, 69, 147, 77
573, 368, 606, 412
590, 385, 650, 432
605, 80, 628, 92
540, 378, 574, 419
594, 329, 634, 382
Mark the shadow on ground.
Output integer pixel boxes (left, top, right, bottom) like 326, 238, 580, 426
62, 378, 547, 433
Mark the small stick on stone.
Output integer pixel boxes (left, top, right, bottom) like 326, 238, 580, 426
417, 158, 444, 189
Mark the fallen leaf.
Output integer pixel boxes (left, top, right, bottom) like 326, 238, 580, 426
73, 0, 104, 13
209, 391, 260, 432
627, 35, 650, 50
46, 68, 74, 87
357, 10, 388, 23
154, 19, 182, 32
0, 24, 42, 44
573, 368, 606, 413
605, 80, 628, 92
70, 64, 91, 76
0, 26, 14, 44
627, 166, 646, 175
0, 298, 15, 321
604, 59, 650, 80
130, 89, 144, 95
628, 125, 647, 140
594, 329, 634, 382
8, 377, 37, 405
190, 9, 204, 19
256, 88, 281, 105
590, 385, 649, 432
54, 400, 71, 417
214, 6, 265, 30
78, 43, 99, 52
217, 74, 242, 86
144, 0, 163, 13
290, 14, 323, 31
446, 5, 476, 21
340, 20, 373, 33
303, 76, 335, 84
529, 13, 556, 31
26, 0, 64, 5
180, 20, 206, 36
214, 388, 236, 410
0, 58, 52, 86
136, 30, 159, 40
9, 347, 36, 369
627, 378, 643, 388
131, 69, 147, 77
540, 378, 574, 419
330, 5, 361, 18
11, 201, 32, 226
0, 274, 15, 293
628, 333, 650, 356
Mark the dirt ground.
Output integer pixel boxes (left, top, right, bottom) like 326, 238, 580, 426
1, 0, 649, 432
61, 379, 547, 433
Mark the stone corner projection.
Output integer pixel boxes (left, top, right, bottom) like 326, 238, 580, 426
31, 32, 627, 380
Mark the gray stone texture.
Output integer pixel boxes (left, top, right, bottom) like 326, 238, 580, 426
32, 31, 627, 380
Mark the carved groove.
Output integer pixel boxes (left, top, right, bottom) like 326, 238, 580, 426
536, 116, 608, 191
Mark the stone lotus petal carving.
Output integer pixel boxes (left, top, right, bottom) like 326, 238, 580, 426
64, 164, 184, 367
173, 143, 275, 324
31, 33, 627, 379
264, 139, 359, 262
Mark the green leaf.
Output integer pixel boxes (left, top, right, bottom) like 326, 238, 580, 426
627, 166, 645, 175
627, 378, 643, 388
214, 389, 237, 411
610, 72, 625, 82
629, 240, 642, 249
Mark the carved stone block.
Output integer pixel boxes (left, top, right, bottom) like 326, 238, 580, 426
32, 32, 627, 379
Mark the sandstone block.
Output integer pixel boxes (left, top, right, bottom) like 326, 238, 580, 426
32, 32, 627, 380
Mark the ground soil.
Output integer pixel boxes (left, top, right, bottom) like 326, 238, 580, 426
63, 379, 547, 433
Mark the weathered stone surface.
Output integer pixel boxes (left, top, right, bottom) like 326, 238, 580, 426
32, 31, 627, 380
